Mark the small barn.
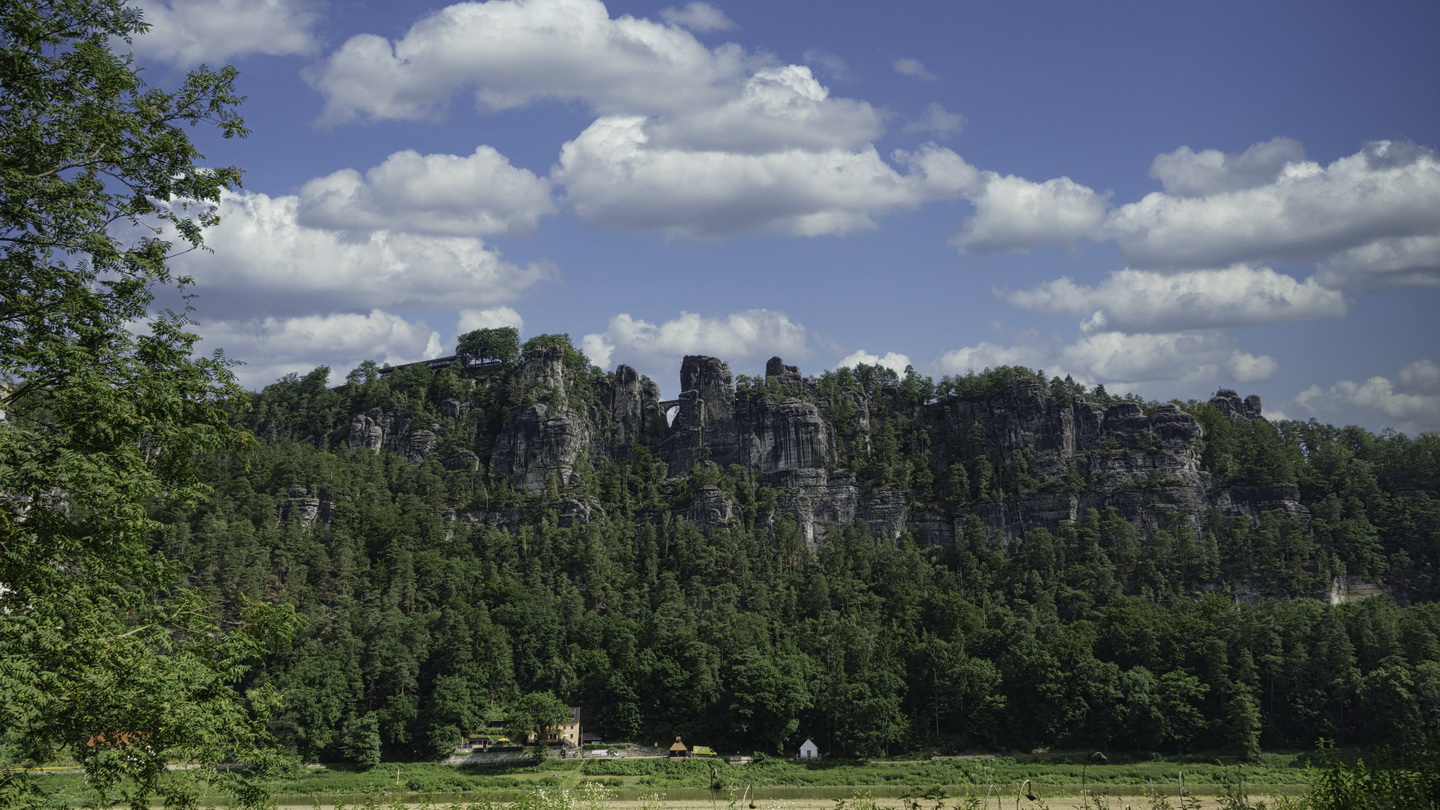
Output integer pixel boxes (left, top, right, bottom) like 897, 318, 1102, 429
797, 738, 819, 760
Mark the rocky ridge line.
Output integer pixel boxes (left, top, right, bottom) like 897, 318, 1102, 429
330, 351, 1305, 551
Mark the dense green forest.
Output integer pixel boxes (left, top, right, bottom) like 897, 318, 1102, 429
161, 334, 1440, 767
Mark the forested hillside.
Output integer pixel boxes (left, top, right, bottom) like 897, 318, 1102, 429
163, 331, 1440, 765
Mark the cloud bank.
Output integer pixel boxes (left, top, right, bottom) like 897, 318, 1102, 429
934, 330, 1277, 400
1295, 359, 1440, 437
168, 186, 553, 387
581, 310, 809, 380
298, 147, 555, 238
999, 265, 1348, 333
951, 173, 1109, 255
1109, 140, 1440, 282
307, 0, 751, 124
132, 0, 319, 66
203, 310, 444, 389
555, 121, 977, 237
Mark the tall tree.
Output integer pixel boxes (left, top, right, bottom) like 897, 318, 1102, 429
724, 649, 813, 754
456, 326, 521, 366
0, 2, 293, 807
509, 691, 573, 762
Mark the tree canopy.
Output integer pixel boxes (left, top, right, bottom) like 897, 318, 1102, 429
456, 326, 520, 366
0, 2, 293, 807
210, 349, 1440, 764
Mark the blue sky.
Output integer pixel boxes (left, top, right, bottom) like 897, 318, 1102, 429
130, 0, 1440, 435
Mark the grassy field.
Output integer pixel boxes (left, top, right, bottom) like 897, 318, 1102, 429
23, 752, 1317, 809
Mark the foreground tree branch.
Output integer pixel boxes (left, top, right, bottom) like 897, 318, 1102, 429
0, 2, 295, 808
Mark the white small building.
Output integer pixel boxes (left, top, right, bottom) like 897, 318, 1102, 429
797, 738, 819, 760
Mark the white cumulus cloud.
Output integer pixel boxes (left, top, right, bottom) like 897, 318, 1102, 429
951, 172, 1109, 255
1149, 137, 1306, 197
934, 331, 1277, 399
306, 0, 986, 239
643, 65, 884, 154
1061, 331, 1277, 387
554, 117, 977, 237
945, 137, 1440, 281
196, 310, 443, 390
1109, 140, 1440, 277
456, 307, 525, 337
1294, 359, 1440, 435
998, 265, 1348, 333
306, 0, 751, 124
935, 339, 1060, 378
1399, 359, 1440, 393
1316, 234, 1440, 290
297, 146, 555, 237
170, 191, 555, 320
580, 310, 809, 377
132, 0, 319, 66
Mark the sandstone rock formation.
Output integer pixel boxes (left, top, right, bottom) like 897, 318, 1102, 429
278, 485, 333, 529
489, 347, 594, 489
331, 352, 1308, 550
345, 408, 445, 463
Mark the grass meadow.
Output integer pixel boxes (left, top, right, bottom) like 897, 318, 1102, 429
23, 751, 1323, 809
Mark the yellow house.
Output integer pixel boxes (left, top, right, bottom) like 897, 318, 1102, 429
540, 707, 582, 748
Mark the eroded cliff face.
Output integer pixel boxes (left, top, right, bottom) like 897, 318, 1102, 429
346, 408, 442, 463
929, 386, 1304, 542
339, 352, 1306, 548
636, 359, 1301, 546
490, 400, 591, 490
608, 364, 666, 451
488, 346, 635, 490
